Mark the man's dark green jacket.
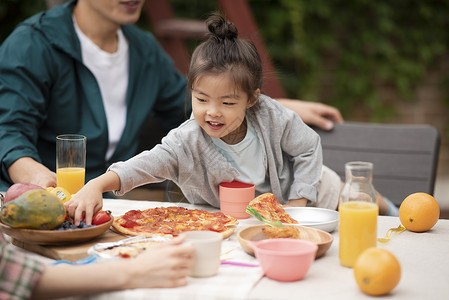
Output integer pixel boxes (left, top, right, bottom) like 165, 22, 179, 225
0, 1, 189, 189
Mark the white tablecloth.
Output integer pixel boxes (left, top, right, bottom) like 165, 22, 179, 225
95, 199, 449, 300
16, 198, 449, 300
75, 199, 265, 300
249, 216, 449, 300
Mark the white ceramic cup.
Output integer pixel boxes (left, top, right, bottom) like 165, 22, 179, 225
183, 231, 222, 277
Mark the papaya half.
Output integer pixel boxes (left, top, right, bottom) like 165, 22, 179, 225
0, 189, 66, 230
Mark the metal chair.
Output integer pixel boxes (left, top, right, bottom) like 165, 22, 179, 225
314, 122, 440, 206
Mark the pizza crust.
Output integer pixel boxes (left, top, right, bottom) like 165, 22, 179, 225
224, 215, 239, 227
220, 226, 235, 239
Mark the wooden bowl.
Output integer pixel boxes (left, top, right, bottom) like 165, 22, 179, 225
0, 217, 114, 245
237, 224, 333, 258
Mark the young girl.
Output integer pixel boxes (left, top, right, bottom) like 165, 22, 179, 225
66, 14, 341, 224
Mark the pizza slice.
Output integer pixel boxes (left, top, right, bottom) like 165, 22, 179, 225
91, 236, 170, 259
262, 225, 301, 239
99, 240, 163, 259
248, 193, 298, 223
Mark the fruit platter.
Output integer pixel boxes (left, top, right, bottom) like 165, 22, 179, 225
0, 183, 113, 245
0, 217, 114, 245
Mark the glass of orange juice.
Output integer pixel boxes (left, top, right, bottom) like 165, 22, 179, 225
56, 134, 86, 195
339, 161, 378, 268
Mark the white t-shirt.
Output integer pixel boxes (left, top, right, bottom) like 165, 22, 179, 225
74, 19, 129, 160
211, 119, 271, 194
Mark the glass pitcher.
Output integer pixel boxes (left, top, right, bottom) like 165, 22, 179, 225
339, 161, 378, 268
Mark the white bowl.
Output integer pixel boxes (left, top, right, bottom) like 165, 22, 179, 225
283, 207, 339, 232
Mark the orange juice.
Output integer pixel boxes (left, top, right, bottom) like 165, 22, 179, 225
56, 167, 85, 194
339, 201, 378, 267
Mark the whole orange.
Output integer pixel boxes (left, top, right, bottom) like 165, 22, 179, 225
353, 247, 401, 296
399, 192, 440, 232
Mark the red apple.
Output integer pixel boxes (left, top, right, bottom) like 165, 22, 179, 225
3, 182, 44, 204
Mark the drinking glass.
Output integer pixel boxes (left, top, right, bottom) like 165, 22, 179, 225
56, 134, 86, 194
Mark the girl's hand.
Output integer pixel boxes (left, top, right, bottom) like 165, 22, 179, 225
64, 171, 120, 225
64, 181, 103, 225
283, 198, 307, 207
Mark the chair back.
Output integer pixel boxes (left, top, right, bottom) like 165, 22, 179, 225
314, 122, 440, 206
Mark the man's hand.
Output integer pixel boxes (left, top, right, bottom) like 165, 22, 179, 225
277, 99, 344, 130
8, 157, 56, 188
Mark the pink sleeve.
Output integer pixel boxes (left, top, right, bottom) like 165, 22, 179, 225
0, 234, 46, 300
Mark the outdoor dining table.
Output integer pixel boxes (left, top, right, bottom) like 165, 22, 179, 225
8, 198, 449, 300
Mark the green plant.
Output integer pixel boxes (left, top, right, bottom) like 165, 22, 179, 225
2, 0, 448, 123
250, 0, 449, 121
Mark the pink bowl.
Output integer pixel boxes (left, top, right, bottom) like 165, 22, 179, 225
248, 238, 318, 282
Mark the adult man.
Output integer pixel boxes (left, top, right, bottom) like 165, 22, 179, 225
0, 0, 342, 190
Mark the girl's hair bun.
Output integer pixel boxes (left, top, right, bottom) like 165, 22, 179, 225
188, 12, 263, 99
206, 13, 238, 42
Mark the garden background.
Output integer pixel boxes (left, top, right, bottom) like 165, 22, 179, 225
1, 0, 448, 213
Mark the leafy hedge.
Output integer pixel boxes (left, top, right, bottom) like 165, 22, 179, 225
257, 0, 449, 120
167, 0, 449, 121
2, 0, 449, 122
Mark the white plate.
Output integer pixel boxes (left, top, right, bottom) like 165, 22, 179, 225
283, 207, 339, 232
88, 235, 170, 261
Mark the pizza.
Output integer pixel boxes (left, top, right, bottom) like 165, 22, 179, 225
90, 236, 170, 259
262, 225, 300, 239
98, 240, 165, 259
248, 193, 298, 223
112, 206, 238, 239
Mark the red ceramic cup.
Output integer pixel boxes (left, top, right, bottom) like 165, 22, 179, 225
219, 181, 255, 219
